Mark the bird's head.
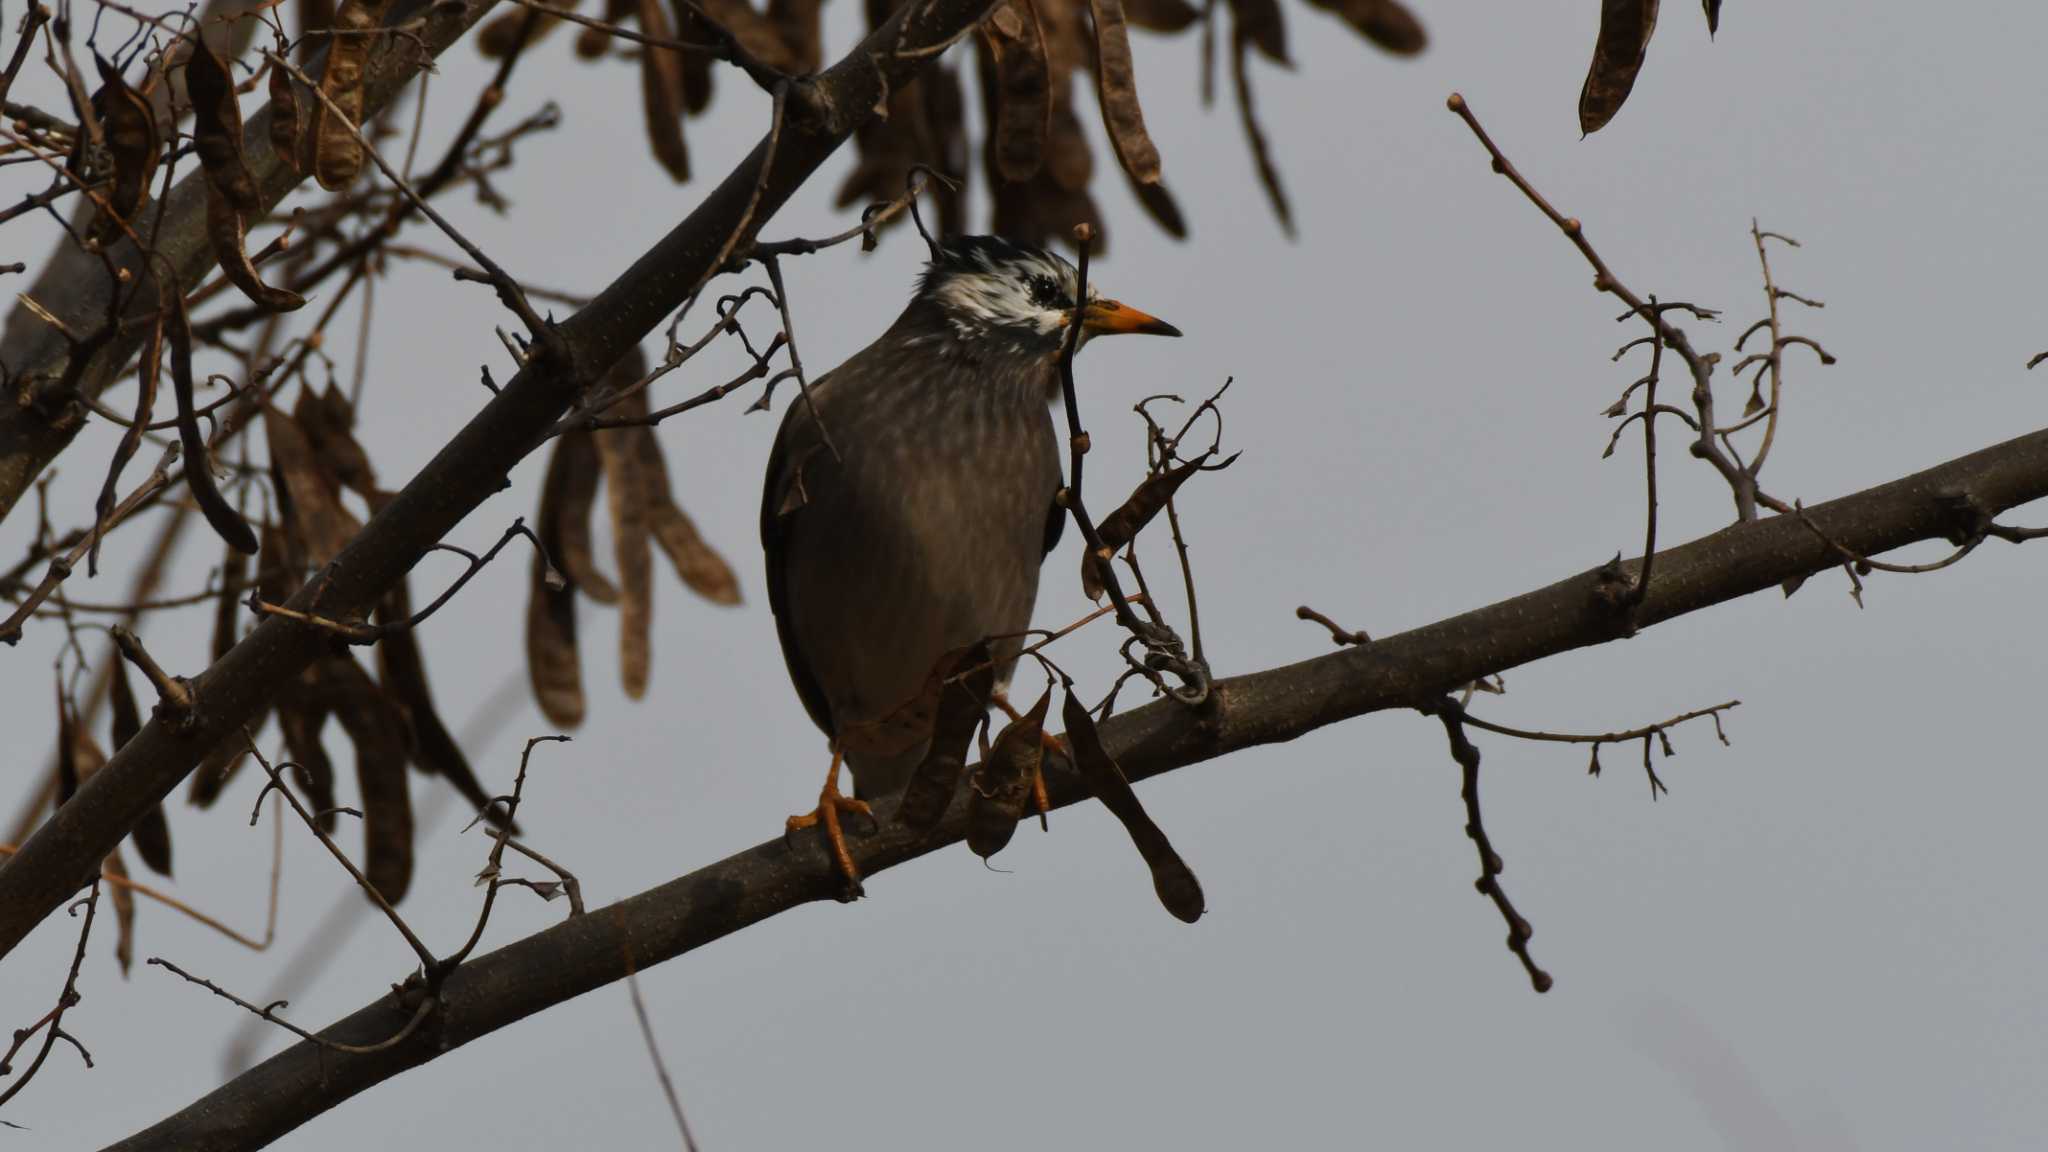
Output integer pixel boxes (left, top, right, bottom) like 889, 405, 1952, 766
914, 235, 1181, 351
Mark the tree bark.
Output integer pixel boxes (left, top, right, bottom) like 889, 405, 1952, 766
107, 423, 2048, 1150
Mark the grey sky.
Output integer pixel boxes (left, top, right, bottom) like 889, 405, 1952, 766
4, 2, 2044, 1148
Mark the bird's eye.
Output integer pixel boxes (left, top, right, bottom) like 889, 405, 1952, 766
1026, 274, 1064, 308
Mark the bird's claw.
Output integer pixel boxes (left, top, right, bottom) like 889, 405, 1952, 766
787, 774, 873, 901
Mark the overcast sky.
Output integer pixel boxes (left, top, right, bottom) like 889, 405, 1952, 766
5, 2, 2047, 1148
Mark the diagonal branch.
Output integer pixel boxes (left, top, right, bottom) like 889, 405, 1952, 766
109, 421, 2048, 1149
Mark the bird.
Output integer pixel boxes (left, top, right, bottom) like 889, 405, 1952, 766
760, 233, 1180, 894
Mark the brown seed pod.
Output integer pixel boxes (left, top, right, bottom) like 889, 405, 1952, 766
168, 294, 260, 554
205, 182, 306, 312
765, 0, 823, 73
1302, 0, 1426, 55
477, 4, 567, 57
629, 415, 741, 606
185, 38, 261, 212
268, 45, 302, 174
1061, 687, 1204, 922
966, 687, 1048, 858
1082, 451, 1237, 599
275, 690, 338, 831
376, 578, 505, 829
1088, 0, 1164, 185
701, 0, 802, 73
212, 533, 249, 664
547, 432, 618, 603
89, 54, 159, 243
637, 0, 690, 181
319, 654, 414, 903
898, 642, 995, 830
312, 0, 393, 190
1579, 0, 1660, 134
594, 419, 656, 701
1226, 0, 1289, 66
264, 401, 361, 567
1230, 25, 1293, 234
984, 0, 1052, 183
529, 440, 587, 728
103, 846, 137, 974
1122, 0, 1201, 33
108, 648, 173, 875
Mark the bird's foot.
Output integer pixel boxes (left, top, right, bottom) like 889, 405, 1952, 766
785, 750, 872, 900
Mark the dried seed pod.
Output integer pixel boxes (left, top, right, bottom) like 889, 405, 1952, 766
630, 417, 741, 605
320, 654, 414, 903
169, 295, 260, 554
108, 649, 174, 875
268, 47, 301, 174
898, 642, 994, 830
1061, 687, 1204, 922
595, 418, 656, 699
89, 55, 159, 243
55, 680, 78, 806
265, 401, 361, 568
765, 0, 823, 73
529, 442, 587, 728
548, 432, 617, 602
1302, 0, 1426, 55
275, 692, 338, 831
1083, 452, 1237, 599
1579, 0, 1660, 134
1703, 0, 1720, 36
185, 38, 260, 212
1123, 0, 1201, 32
984, 0, 1052, 182
104, 846, 137, 974
376, 579, 505, 828
206, 184, 306, 312
213, 534, 250, 663
664, 0, 716, 109
96, 319, 160, 574
312, 0, 394, 189
966, 687, 1048, 858
1088, 0, 1165, 184
637, 0, 690, 180
477, 3, 569, 57
1225, 0, 1289, 65
1230, 26, 1293, 234
293, 385, 376, 498
700, 0, 802, 73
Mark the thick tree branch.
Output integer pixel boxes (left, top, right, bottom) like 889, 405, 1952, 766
0, 0, 1007, 960
110, 423, 2048, 1150
0, 0, 498, 523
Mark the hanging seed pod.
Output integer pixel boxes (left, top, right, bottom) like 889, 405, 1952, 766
984, 0, 1052, 183
966, 687, 1048, 858
312, 0, 394, 189
1062, 687, 1204, 922
89, 54, 159, 243
529, 441, 586, 728
636, 0, 690, 180
1087, 0, 1164, 184
168, 294, 260, 553
1579, 0, 1660, 134
898, 642, 994, 830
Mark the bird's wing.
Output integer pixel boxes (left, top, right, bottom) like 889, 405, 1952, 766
760, 376, 838, 739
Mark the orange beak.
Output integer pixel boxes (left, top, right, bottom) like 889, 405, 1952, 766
1081, 298, 1182, 338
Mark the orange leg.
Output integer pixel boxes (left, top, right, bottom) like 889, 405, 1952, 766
993, 692, 1066, 830
786, 747, 872, 898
